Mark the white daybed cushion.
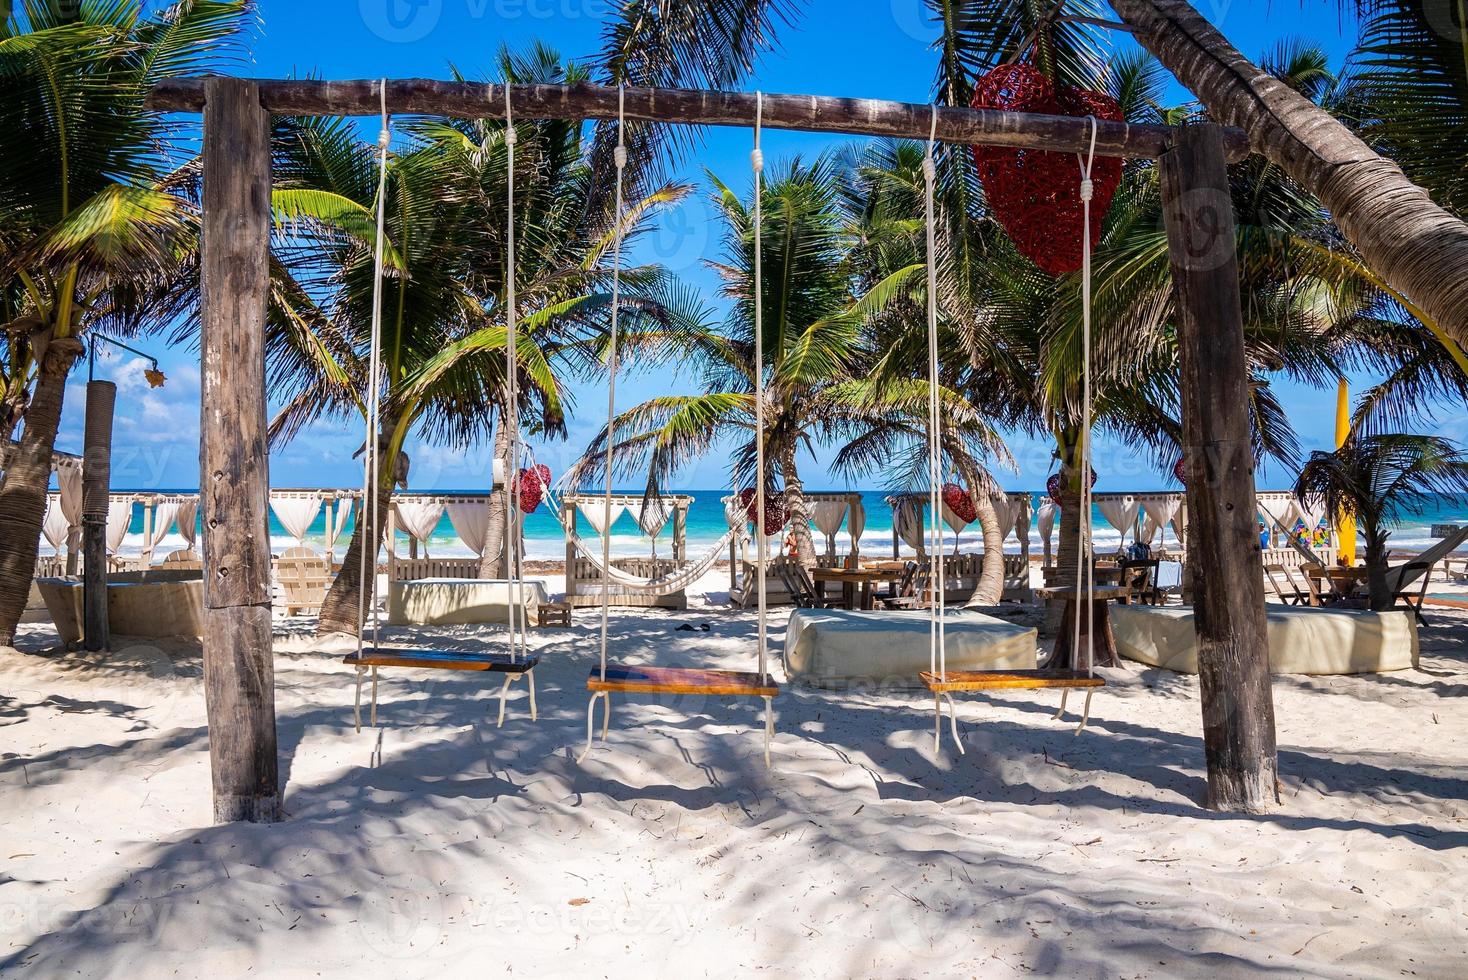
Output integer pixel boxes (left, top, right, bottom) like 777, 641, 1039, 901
1112, 604, 1418, 675
783, 608, 1037, 690
387, 578, 549, 626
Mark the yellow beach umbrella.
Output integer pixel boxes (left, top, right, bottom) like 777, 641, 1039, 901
1335, 377, 1357, 564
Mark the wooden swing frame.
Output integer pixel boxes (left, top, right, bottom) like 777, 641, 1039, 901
152, 76, 1272, 823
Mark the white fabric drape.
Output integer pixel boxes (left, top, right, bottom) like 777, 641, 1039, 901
847, 498, 866, 554
991, 493, 1016, 540
175, 497, 198, 550
106, 499, 133, 553
445, 499, 491, 556
42, 495, 69, 554
1096, 496, 1140, 539
812, 500, 848, 554
1012, 495, 1031, 556
580, 500, 625, 535
147, 500, 179, 554
1139, 514, 1159, 545
1257, 497, 1300, 540
893, 498, 925, 554
58, 467, 82, 525
941, 498, 971, 534
636, 500, 671, 538
1037, 500, 1057, 565
270, 494, 322, 546
393, 499, 445, 544
1141, 496, 1181, 533
326, 497, 354, 553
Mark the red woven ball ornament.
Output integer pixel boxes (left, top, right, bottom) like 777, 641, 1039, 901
941, 483, 978, 524
517, 463, 551, 514
1046, 467, 1098, 505
969, 63, 1124, 276
738, 487, 789, 536
1172, 456, 1187, 487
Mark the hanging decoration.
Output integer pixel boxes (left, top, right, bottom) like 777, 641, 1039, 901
739, 487, 788, 536
1046, 467, 1097, 505
518, 464, 551, 514
941, 483, 977, 524
1172, 455, 1187, 487
969, 63, 1123, 275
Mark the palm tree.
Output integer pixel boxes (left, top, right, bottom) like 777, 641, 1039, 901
266, 48, 701, 635
1295, 433, 1468, 608
1107, 0, 1468, 355
0, 0, 249, 646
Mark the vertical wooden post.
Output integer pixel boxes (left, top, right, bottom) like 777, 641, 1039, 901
1159, 123, 1279, 813
81, 379, 116, 651
200, 77, 280, 824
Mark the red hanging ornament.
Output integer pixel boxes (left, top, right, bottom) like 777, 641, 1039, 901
517, 464, 551, 514
738, 487, 788, 536
1046, 468, 1097, 505
969, 63, 1124, 276
941, 483, 978, 524
1172, 456, 1187, 487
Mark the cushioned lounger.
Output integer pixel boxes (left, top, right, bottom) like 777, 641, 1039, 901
783, 608, 1037, 690
387, 578, 550, 626
1112, 604, 1418, 675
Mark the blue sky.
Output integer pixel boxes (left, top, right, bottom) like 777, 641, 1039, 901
66, 0, 1387, 494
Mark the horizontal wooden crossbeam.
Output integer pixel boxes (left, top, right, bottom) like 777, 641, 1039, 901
146, 78, 1251, 162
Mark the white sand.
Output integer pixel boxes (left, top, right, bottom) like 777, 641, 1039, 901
3, 571, 1466, 977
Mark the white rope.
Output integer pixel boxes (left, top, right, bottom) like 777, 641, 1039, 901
752, 92, 768, 683
922, 106, 947, 681
1073, 116, 1099, 677
504, 83, 525, 663
598, 86, 627, 682
356, 79, 391, 657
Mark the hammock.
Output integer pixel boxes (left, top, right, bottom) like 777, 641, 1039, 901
544, 485, 747, 595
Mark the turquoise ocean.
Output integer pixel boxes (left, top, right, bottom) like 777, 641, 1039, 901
100, 489, 1468, 562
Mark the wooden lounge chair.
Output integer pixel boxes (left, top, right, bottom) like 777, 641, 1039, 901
1391, 561, 1432, 626
1263, 563, 1311, 606
274, 555, 332, 615
342, 648, 538, 730
875, 561, 923, 609
920, 668, 1106, 754
777, 560, 847, 609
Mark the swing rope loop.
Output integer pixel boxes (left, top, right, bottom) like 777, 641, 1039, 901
357, 79, 391, 657
1073, 115, 1098, 678
752, 91, 769, 683
922, 104, 946, 680
598, 85, 627, 683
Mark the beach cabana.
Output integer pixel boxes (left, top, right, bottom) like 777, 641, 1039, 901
559, 492, 695, 609
725, 491, 865, 607
885, 491, 1033, 602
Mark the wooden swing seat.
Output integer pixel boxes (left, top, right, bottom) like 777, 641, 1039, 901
345, 648, 538, 673
919, 669, 1105, 693
587, 664, 778, 697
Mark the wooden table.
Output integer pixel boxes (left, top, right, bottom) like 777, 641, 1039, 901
1303, 565, 1369, 603
1036, 585, 1132, 669
812, 567, 901, 610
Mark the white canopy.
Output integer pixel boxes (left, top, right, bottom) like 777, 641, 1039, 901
393, 498, 445, 545
106, 498, 133, 553
270, 494, 322, 546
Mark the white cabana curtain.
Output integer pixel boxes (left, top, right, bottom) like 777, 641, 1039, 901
1096, 496, 1140, 548
42, 495, 70, 554
59, 467, 83, 558
1257, 497, 1299, 539
326, 497, 354, 554
848, 498, 866, 555
1012, 495, 1032, 556
393, 499, 445, 546
637, 499, 672, 559
893, 498, 925, 555
991, 493, 1016, 540
106, 498, 133, 553
812, 500, 848, 555
1037, 500, 1057, 565
270, 494, 322, 547
175, 497, 198, 551
580, 500, 625, 536
445, 499, 491, 556
146, 500, 180, 556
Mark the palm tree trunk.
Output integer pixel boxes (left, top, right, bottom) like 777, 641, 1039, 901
1363, 532, 1391, 611
966, 493, 1006, 606
1046, 435, 1085, 636
479, 398, 515, 579
778, 441, 818, 569
1112, 0, 1468, 347
0, 337, 82, 647
317, 426, 396, 637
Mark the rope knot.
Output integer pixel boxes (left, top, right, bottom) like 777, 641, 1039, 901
613, 145, 627, 169
505, 127, 518, 146
750, 148, 764, 173
922, 156, 936, 182
377, 128, 391, 150
1079, 178, 1094, 202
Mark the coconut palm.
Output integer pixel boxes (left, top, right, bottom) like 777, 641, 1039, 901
266, 48, 702, 636
0, 0, 249, 647
1295, 433, 1468, 608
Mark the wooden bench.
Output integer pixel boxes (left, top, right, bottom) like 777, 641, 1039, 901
343, 648, 539, 731
275, 556, 333, 616
537, 600, 572, 628
919, 668, 1106, 754
580, 664, 780, 766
